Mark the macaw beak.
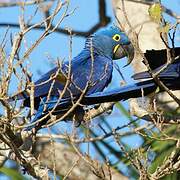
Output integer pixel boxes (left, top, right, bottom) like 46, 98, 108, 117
113, 43, 134, 66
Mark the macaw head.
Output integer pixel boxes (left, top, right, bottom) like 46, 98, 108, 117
86, 26, 134, 65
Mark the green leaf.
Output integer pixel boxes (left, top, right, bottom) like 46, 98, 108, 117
115, 102, 138, 128
115, 102, 133, 121
148, 146, 175, 173
148, 3, 162, 23
0, 167, 25, 180
157, 23, 170, 33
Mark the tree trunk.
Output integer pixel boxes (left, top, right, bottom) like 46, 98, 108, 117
112, 0, 179, 118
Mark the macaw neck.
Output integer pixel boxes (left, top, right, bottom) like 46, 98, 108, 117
85, 36, 113, 59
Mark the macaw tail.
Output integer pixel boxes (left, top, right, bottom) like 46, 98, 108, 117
81, 80, 157, 105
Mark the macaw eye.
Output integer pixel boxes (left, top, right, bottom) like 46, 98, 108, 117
112, 34, 121, 41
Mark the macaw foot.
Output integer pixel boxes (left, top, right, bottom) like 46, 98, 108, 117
93, 104, 101, 109
106, 104, 114, 114
73, 106, 85, 127
94, 103, 114, 114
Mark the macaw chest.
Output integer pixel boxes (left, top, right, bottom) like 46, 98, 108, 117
66, 57, 113, 96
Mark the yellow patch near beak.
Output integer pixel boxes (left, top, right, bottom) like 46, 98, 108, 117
113, 44, 120, 54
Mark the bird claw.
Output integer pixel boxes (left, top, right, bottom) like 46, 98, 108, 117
106, 105, 114, 114
73, 106, 85, 127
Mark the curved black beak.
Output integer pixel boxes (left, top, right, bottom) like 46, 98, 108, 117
113, 43, 134, 66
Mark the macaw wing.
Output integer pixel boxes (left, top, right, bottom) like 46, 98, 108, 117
26, 50, 112, 112
34, 67, 66, 95
10, 67, 65, 99
34, 54, 113, 113
26, 53, 113, 126
10, 50, 91, 105
10, 66, 67, 109
70, 54, 113, 96
33, 49, 93, 97
33, 51, 113, 99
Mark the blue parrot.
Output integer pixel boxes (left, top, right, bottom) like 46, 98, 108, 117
45, 47, 180, 107
10, 26, 134, 130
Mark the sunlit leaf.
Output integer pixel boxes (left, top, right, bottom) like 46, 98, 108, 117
0, 167, 25, 180
148, 3, 162, 23
116, 102, 139, 128
157, 23, 171, 33
115, 102, 133, 121
148, 146, 175, 173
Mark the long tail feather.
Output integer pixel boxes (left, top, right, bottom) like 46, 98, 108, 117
81, 80, 156, 105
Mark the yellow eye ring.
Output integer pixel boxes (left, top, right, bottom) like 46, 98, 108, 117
112, 34, 121, 41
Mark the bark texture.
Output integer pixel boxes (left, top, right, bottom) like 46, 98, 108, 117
112, 0, 179, 118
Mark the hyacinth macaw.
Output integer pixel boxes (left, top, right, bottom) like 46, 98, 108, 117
49, 47, 180, 106
10, 26, 134, 130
